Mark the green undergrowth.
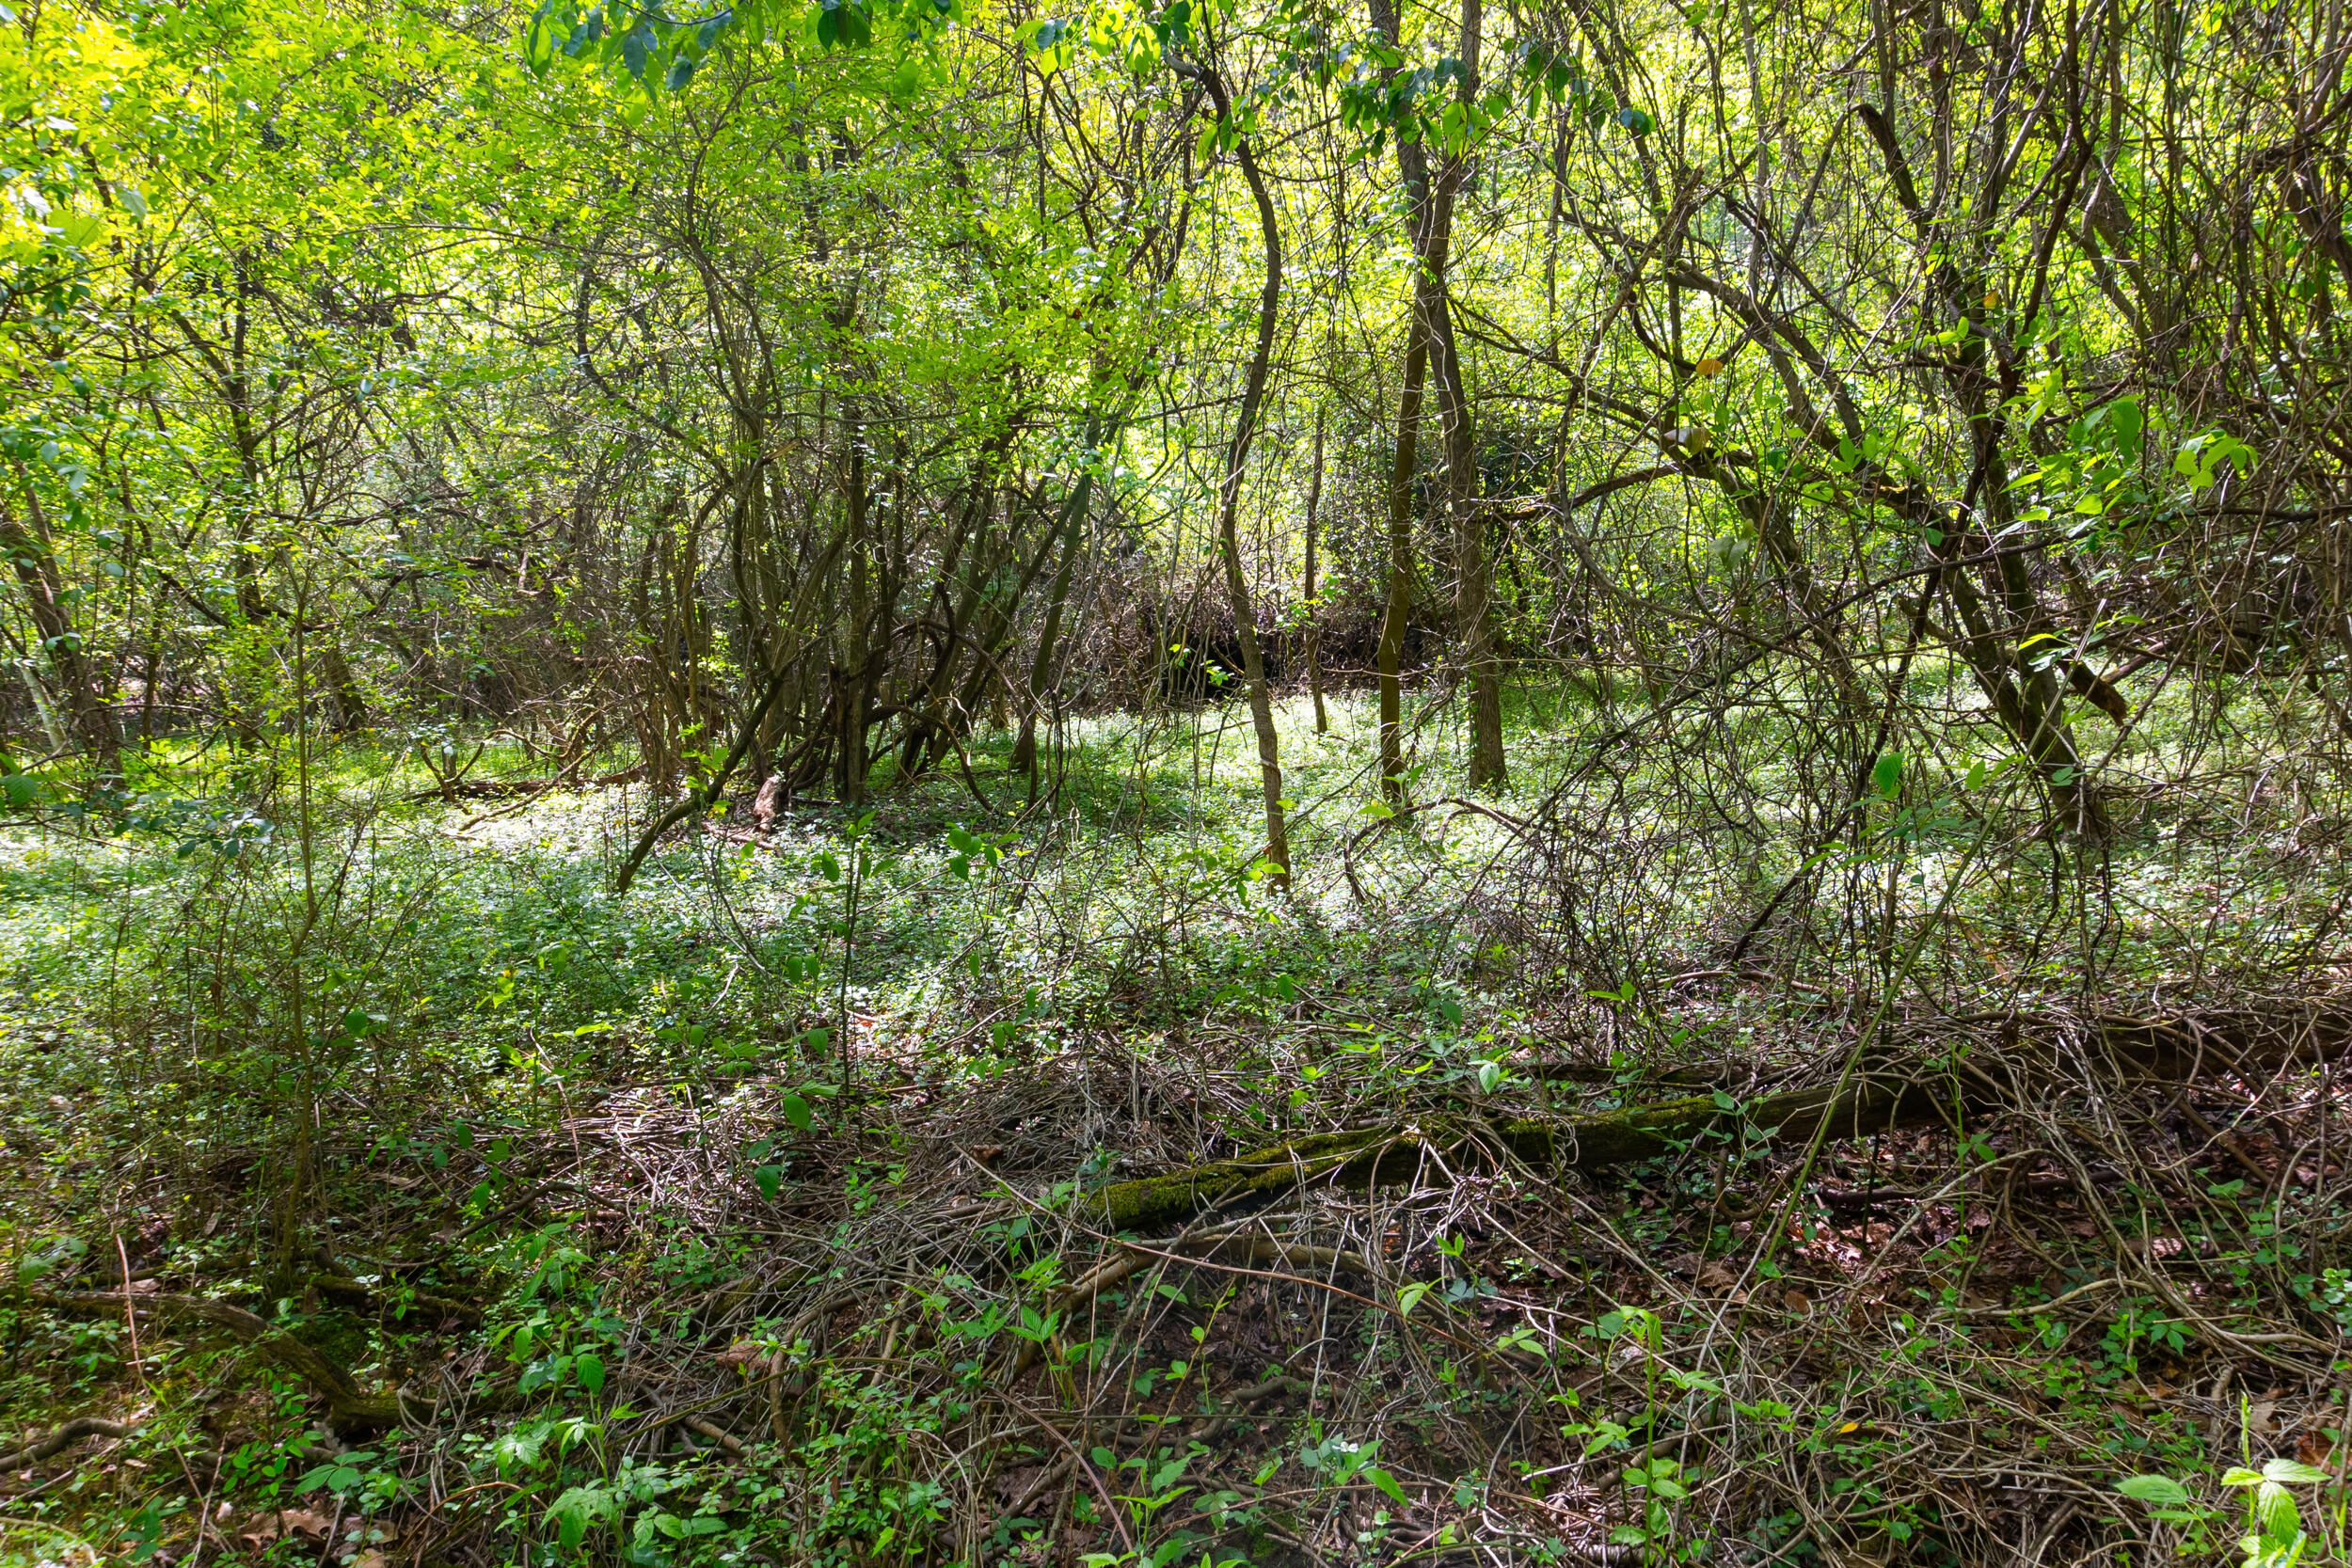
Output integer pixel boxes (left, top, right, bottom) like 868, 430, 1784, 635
0, 681, 2347, 1564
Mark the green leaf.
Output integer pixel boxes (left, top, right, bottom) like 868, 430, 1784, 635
781, 1094, 812, 1131
620, 21, 654, 77
575, 1352, 605, 1394
1363, 1465, 1408, 1506
2256, 1480, 2301, 1542
1872, 753, 1903, 799
524, 5, 557, 76
2117, 1474, 2192, 1507
548, 1484, 621, 1551
2265, 1459, 2332, 1484
755, 1164, 782, 1200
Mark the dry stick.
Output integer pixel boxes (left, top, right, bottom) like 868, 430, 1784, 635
1002, 1452, 1074, 1520
1729, 801, 2003, 1307
113, 1234, 219, 1562
680, 1417, 744, 1457
1948, 1277, 2121, 1320
116, 1237, 144, 1388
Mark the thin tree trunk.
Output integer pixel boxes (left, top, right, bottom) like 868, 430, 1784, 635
1013, 412, 1105, 779
1416, 0, 1502, 789
1377, 324, 1428, 807
1371, 0, 1430, 804
1179, 56, 1290, 887
1304, 404, 1328, 735
840, 412, 870, 809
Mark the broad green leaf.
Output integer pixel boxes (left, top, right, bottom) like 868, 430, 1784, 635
2265, 1459, 2331, 1484
2117, 1474, 2191, 1506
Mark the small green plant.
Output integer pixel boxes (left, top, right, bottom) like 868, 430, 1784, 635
1616, 1455, 1691, 1559
2120, 1456, 2334, 1566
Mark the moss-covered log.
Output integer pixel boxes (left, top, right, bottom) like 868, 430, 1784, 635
1089, 1073, 1957, 1231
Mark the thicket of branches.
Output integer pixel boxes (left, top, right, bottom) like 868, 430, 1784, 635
5, 0, 2346, 855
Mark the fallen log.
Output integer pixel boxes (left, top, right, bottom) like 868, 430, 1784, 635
1088, 1073, 1955, 1231
0, 1414, 142, 1469
1088, 1003, 2352, 1231
37, 1291, 401, 1427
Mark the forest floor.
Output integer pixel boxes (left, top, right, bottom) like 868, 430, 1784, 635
2, 686, 2349, 1566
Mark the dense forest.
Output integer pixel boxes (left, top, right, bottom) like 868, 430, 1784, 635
5, 0, 2352, 1560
